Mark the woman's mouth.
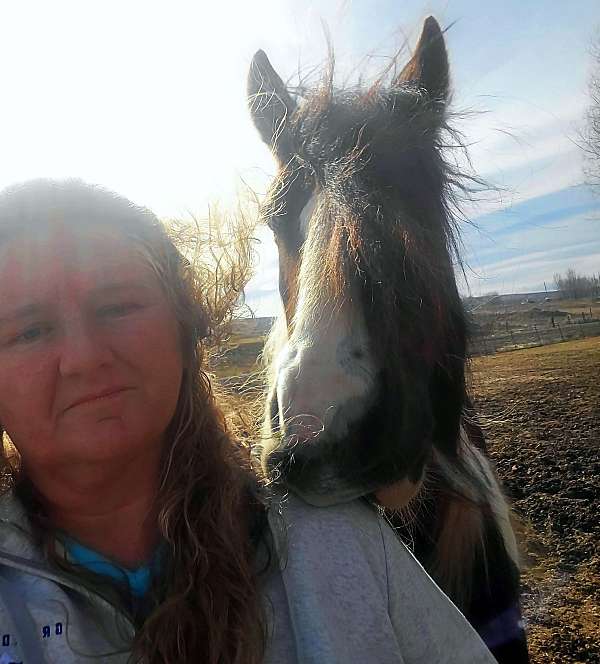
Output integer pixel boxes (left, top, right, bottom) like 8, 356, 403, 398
65, 387, 132, 412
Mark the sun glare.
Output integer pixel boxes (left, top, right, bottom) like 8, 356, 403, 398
0, 1, 596, 315
0, 1, 292, 218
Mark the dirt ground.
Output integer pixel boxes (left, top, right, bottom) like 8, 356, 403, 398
472, 337, 600, 664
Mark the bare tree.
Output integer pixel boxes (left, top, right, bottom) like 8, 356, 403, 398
554, 268, 600, 298
583, 35, 600, 195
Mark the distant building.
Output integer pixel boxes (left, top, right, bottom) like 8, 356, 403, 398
463, 291, 562, 309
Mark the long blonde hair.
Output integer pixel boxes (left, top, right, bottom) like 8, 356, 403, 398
0, 179, 268, 664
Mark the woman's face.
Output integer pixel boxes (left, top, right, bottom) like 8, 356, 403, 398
0, 224, 183, 476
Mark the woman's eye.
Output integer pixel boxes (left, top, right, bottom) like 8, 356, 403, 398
98, 303, 141, 318
11, 324, 51, 345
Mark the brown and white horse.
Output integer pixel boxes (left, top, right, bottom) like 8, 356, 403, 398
248, 17, 529, 663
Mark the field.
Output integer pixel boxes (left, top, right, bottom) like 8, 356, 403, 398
472, 337, 599, 664
468, 297, 600, 356
216, 332, 599, 663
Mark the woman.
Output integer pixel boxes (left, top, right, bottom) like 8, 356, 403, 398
0, 178, 496, 663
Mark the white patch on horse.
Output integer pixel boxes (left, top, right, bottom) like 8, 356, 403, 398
462, 436, 520, 568
434, 434, 520, 570
274, 192, 377, 443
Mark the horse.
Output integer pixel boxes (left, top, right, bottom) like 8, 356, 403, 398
247, 16, 529, 663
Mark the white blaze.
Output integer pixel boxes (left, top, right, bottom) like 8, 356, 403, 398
274, 194, 377, 442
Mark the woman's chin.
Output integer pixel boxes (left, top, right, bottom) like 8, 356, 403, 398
60, 419, 154, 464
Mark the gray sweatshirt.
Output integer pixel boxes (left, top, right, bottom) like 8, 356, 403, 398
0, 491, 496, 663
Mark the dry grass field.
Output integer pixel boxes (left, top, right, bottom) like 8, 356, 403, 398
472, 338, 600, 663
216, 332, 599, 663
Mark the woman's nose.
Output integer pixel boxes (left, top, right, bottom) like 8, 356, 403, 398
58, 319, 112, 377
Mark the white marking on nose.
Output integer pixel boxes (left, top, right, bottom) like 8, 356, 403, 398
276, 297, 375, 441
275, 189, 377, 442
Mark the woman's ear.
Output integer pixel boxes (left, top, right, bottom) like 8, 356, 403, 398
394, 16, 449, 105
248, 50, 297, 163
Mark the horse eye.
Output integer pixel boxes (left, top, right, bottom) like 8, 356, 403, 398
262, 165, 315, 238
261, 195, 286, 231
266, 212, 285, 233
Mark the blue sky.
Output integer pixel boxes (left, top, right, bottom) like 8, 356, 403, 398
0, 1, 598, 315
242, 0, 600, 314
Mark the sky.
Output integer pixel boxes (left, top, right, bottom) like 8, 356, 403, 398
0, 1, 598, 316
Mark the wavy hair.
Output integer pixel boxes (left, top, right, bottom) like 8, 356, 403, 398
0, 179, 268, 664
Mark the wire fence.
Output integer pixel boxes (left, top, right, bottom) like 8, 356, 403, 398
470, 319, 600, 356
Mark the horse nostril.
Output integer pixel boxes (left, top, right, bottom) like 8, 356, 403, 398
350, 348, 365, 360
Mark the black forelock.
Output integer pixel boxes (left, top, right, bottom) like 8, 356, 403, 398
290, 85, 447, 206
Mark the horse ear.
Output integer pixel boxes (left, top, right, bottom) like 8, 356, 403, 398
248, 50, 296, 162
395, 16, 449, 103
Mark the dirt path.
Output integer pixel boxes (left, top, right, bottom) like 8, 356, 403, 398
472, 337, 600, 664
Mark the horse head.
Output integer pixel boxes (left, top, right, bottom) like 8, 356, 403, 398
248, 17, 469, 505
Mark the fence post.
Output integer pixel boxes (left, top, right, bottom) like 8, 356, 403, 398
510, 330, 516, 347
557, 322, 564, 341
534, 325, 543, 345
